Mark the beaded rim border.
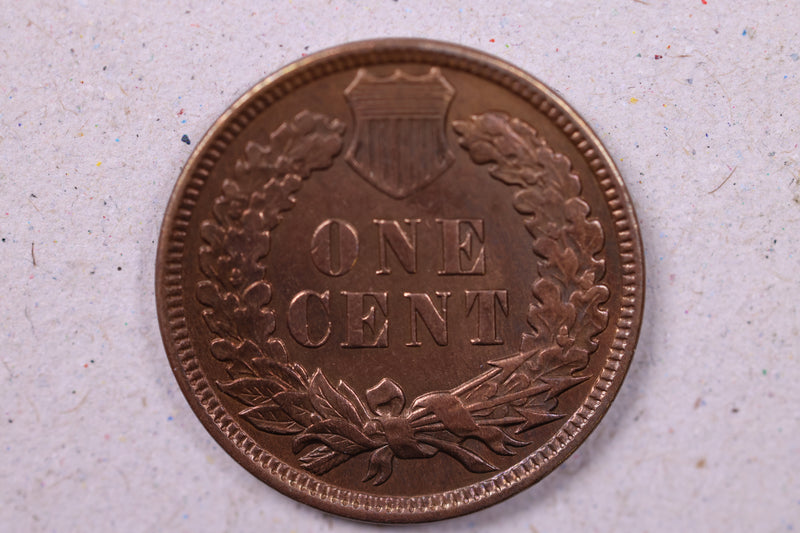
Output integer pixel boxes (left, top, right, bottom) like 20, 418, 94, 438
156, 38, 644, 523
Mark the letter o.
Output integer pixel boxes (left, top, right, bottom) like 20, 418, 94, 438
310, 219, 359, 277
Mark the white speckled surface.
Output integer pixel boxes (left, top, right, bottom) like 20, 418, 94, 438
1, 2, 798, 532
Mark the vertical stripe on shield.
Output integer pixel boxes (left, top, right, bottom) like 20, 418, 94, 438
359, 117, 447, 198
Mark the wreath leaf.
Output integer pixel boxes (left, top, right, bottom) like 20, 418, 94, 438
271, 390, 317, 427
218, 376, 289, 407
293, 419, 378, 455
241, 404, 305, 435
416, 435, 497, 473
298, 445, 351, 475
307, 369, 366, 426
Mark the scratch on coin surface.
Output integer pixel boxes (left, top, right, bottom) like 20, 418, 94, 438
116, 467, 131, 493
61, 392, 89, 414
26, 395, 41, 423
708, 166, 737, 194
31, 242, 36, 266
27, 195, 41, 213
2, 359, 14, 381
24, 306, 36, 336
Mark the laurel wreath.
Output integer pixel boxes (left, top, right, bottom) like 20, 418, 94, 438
196, 109, 609, 485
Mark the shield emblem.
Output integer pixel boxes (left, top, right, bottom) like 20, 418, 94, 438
344, 68, 455, 199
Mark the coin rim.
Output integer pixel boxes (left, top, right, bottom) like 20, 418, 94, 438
156, 38, 645, 523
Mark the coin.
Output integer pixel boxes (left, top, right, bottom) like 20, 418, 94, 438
156, 38, 644, 523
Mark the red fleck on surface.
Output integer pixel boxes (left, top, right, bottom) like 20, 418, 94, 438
655, 54, 663, 59
701, 0, 707, 4
177, 108, 184, 116
489, 38, 495, 43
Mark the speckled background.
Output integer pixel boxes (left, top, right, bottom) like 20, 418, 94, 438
1, 2, 798, 532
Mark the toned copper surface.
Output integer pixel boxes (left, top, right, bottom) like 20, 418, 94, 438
156, 39, 644, 523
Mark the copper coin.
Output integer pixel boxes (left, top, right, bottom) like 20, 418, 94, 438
156, 38, 644, 523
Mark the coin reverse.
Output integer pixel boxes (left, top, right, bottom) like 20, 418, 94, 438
156, 39, 644, 523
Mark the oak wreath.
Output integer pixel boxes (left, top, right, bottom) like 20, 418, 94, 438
195, 109, 610, 485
